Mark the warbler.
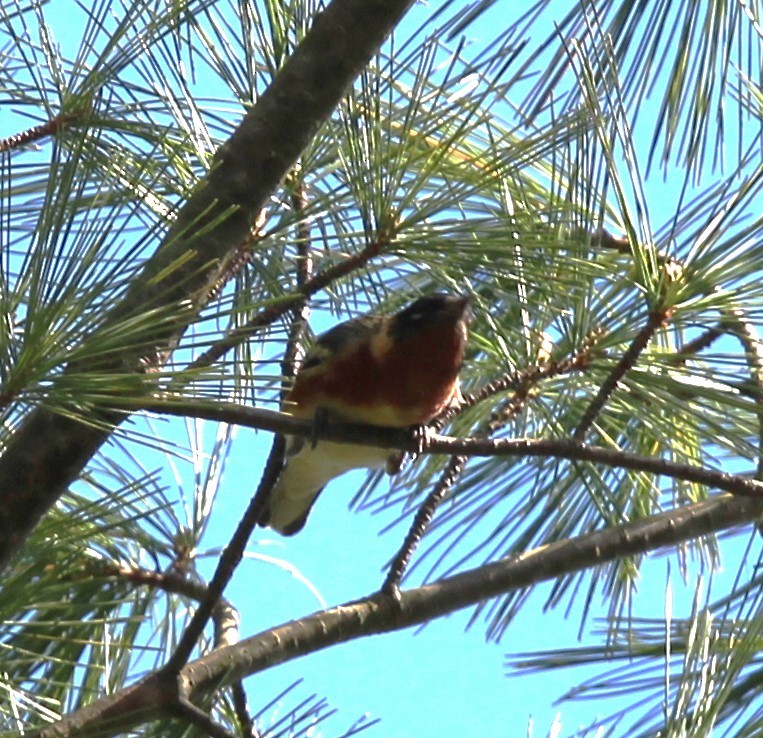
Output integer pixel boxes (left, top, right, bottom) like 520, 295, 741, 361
258, 293, 471, 535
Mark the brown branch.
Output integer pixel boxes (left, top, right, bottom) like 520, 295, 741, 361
0, 111, 80, 153
593, 229, 672, 265
383, 454, 467, 595
231, 682, 260, 738
196, 175, 318, 714
87, 563, 205, 598
593, 230, 763, 525
186, 232, 390, 374
594, 229, 631, 254
190, 497, 760, 676
76, 563, 240, 650
436, 334, 598, 429
574, 308, 667, 440
28, 493, 763, 738
131, 399, 763, 500
0, 0, 416, 572
172, 698, 239, 738
668, 306, 763, 494
673, 322, 726, 360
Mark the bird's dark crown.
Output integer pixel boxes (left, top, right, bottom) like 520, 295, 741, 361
390, 293, 470, 340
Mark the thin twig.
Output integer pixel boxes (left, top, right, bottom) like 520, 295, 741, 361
574, 308, 667, 440
163, 436, 286, 673
0, 111, 80, 152
661, 286, 763, 494
435, 334, 598, 429
164, 178, 313, 690
82, 563, 240, 649
383, 455, 467, 595
186, 233, 390, 374
593, 229, 673, 265
594, 229, 631, 254
172, 179, 315, 683
86, 563, 209, 597
723, 308, 763, 479
673, 322, 726, 360
594, 232, 763, 501
232, 682, 260, 738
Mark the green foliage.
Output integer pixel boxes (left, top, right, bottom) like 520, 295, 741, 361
1, 0, 762, 735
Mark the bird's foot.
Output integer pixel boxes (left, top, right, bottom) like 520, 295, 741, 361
411, 423, 434, 458
385, 424, 433, 475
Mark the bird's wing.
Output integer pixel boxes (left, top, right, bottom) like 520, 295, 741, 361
297, 314, 384, 373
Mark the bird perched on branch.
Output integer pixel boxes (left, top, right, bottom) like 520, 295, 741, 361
258, 293, 471, 535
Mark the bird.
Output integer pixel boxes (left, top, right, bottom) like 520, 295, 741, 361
258, 293, 471, 535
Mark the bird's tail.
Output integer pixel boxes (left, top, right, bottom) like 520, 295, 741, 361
258, 468, 325, 536
258, 438, 391, 535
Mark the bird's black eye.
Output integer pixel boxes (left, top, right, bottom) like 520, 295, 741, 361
399, 295, 449, 322
404, 307, 428, 323
390, 295, 451, 339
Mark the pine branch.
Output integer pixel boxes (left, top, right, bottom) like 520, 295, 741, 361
573, 308, 667, 440
134, 399, 763, 501
0, 0, 416, 572
26, 493, 763, 738
171, 699, 238, 738
0, 111, 81, 152
383, 454, 467, 595
185, 230, 391, 374
163, 434, 286, 672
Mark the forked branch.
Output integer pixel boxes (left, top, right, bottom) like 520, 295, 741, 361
28, 493, 762, 738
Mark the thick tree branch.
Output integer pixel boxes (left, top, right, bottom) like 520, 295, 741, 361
28, 493, 762, 738
0, 0, 415, 571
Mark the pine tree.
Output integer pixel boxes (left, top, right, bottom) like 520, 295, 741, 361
1, 1, 762, 736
